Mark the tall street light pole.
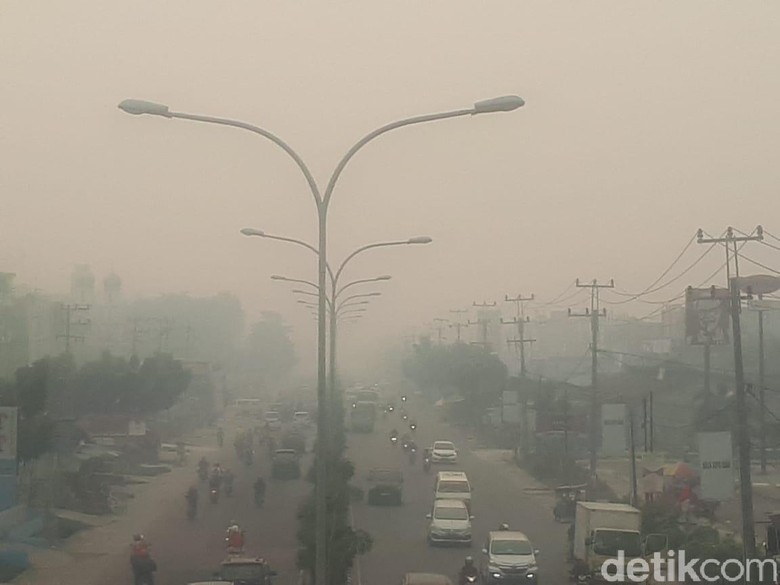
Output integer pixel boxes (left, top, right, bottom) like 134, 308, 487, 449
119, 94, 524, 585
245, 228, 430, 397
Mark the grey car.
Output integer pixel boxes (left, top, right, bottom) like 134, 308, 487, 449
481, 530, 539, 584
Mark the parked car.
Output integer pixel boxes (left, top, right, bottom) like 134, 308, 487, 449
426, 498, 473, 546
430, 441, 458, 464
264, 411, 282, 431
292, 411, 311, 428
366, 468, 403, 505
272, 449, 301, 479
434, 471, 472, 511
280, 432, 306, 455
212, 556, 277, 585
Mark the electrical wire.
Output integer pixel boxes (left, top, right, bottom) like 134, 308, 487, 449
608, 232, 699, 300
739, 254, 780, 276
540, 281, 577, 306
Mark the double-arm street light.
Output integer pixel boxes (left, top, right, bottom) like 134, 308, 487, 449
119, 94, 524, 585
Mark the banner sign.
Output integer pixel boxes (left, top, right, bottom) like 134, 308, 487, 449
601, 403, 627, 456
535, 411, 587, 434
685, 287, 730, 345
698, 431, 734, 501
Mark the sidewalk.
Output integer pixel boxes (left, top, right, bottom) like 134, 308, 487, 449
10, 426, 218, 584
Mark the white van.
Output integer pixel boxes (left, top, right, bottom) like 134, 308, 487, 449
434, 471, 472, 509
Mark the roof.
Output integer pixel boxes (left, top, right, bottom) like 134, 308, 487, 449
436, 471, 467, 479
578, 502, 639, 513
405, 573, 453, 585
221, 556, 268, 565
489, 530, 530, 542
434, 498, 468, 509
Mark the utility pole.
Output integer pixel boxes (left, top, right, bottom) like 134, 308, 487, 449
629, 405, 638, 506
729, 276, 756, 559
569, 278, 613, 477
449, 309, 469, 343
696, 227, 763, 416
58, 304, 90, 353
433, 318, 449, 345
503, 293, 535, 376
749, 299, 780, 474
469, 301, 497, 350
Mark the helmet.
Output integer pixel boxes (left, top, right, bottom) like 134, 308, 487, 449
133, 533, 143, 542
464, 556, 474, 566
499, 523, 510, 531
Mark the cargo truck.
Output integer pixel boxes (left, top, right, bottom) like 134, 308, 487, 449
571, 502, 647, 583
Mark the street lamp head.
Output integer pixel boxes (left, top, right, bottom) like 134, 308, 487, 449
240, 228, 265, 237
472, 95, 525, 115
118, 99, 172, 117
270, 275, 286, 281
377, 275, 392, 281
407, 236, 433, 244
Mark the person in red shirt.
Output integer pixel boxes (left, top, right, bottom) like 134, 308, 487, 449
226, 522, 245, 552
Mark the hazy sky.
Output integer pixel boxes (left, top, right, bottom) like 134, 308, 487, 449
2, 1, 780, 372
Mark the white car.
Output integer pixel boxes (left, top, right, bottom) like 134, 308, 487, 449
426, 498, 472, 545
293, 411, 311, 428
431, 441, 458, 464
264, 411, 282, 431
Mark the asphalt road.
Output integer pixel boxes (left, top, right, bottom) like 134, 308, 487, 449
94, 413, 314, 585
349, 398, 569, 585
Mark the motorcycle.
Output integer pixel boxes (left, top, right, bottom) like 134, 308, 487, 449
409, 422, 417, 432
423, 456, 432, 473
254, 489, 265, 507
390, 436, 398, 447
209, 487, 219, 504
130, 555, 157, 585
225, 482, 234, 497
459, 570, 479, 585
409, 447, 417, 465
198, 467, 208, 482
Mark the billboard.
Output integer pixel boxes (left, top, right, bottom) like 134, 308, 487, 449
0, 407, 18, 477
601, 403, 627, 456
697, 431, 734, 501
685, 287, 730, 345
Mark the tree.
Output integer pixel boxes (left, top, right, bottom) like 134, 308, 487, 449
402, 341, 508, 413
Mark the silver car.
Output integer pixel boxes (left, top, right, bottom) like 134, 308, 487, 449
480, 530, 539, 584
426, 498, 472, 546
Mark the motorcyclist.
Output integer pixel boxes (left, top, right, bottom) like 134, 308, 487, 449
130, 534, 157, 585
409, 420, 417, 432
390, 428, 399, 439
401, 432, 411, 450
185, 486, 198, 518
209, 466, 222, 490
499, 522, 510, 531
458, 556, 479, 585
254, 476, 266, 503
226, 521, 245, 552
423, 447, 432, 472
198, 456, 209, 476
408, 439, 418, 464
223, 469, 235, 496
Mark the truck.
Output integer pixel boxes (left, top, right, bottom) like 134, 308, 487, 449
351, 401, 376, 432
572, 502, 643, 583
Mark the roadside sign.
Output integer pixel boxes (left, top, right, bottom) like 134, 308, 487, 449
601, 403, 627, 456
698, 431, 734, 501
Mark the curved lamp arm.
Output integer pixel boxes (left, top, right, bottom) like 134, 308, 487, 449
241, 228, 335, 283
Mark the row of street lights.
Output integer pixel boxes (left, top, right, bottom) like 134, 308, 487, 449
118, 94, 524, 585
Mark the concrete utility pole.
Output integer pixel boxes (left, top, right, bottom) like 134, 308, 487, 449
749, 299, 780, 474
433, 318, 449, 345
58, 304, 90, 353
569, 278, 613, 477
503, 294, 535, 376
729, 277, 755, 559
696, 226, 764, 416
449, 309, 469, 343
469, 301, 497, 350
